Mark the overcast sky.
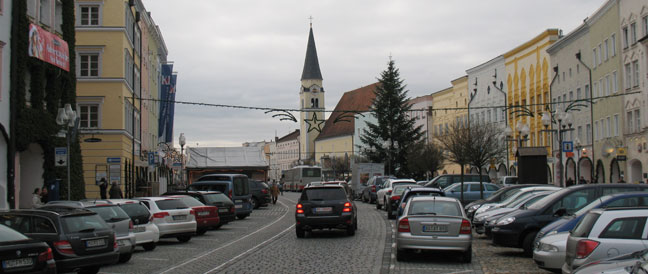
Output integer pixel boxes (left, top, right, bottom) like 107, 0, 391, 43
141, 0, 605, 148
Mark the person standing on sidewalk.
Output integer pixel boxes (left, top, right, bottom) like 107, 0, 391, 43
270, 181, 279, 204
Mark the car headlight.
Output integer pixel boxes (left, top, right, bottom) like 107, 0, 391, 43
538, 243, 559, 253
546, 230, 558, 237
496, 216, 515, 226
475, 205, 492, 214
468, 204, 480, 212
488, 219, 497, 225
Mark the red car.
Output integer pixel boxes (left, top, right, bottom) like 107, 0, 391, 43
163, 195, 220, 235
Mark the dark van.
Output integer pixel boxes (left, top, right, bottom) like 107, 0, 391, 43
188, 174, 253, 219
424, 174, 491, 190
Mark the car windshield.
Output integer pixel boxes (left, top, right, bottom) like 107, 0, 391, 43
527, 188, 571, 210
88, 205, 130, 222
501, 191, 537, 207
61, 214, 109, 233
204, 193, 232, 203
409, 200, 460, 216
508, 193, 548, 208
119, 203, 150, 224
0, 224, 29, 242
301, 188, 347, 201
156, 199, 189, 210
500, 189, 522, 201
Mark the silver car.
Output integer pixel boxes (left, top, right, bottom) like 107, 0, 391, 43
533, 231, 569, 271
562, 208, 648, 274
396, 196, 472, 262
135, 197, 197, 242
473, 186, 561, 216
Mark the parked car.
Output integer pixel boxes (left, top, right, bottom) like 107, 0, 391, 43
135, 197, 197, 242
361, 175, 395, 204
248, 180, 271, 209
472, 186, 561, 216
0, 208, 119, 273
295, 185, 357, 238
322, 181, 353, 197
386, 185, 423, 219
397, 187, 445, 217
376, 179, 416, 210
491, 183, 648, 256
498, 176, 518, 186
162, 195, 220, 235
563, 207, 648, 273
443, 182, 501, 204
162, 191, 235, 226
465, 184, 543, 219
571, 248, 648, 274
106, 199, 160, 251
396, 196, 473, 262
533, 231, 569, 272
188, 174, 253, 219
43, 201, 136, 263
0, 224, 56, 273
424, 174, 490, 190
474, 191, 554, 235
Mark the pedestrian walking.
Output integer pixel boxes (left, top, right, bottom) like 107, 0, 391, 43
40, 186, 49, 204
279, 181, 284, 196
32, 188, 42, 208
270, 181, 279, 204
578, 176, 587, 185
109, 182, 123, 199
98, 178, 108, 199
618, 175, 626, 184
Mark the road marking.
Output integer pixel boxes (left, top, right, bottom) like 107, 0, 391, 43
137, 257, 166, 261
159, 199, 291, 274
203, 223, 295, 274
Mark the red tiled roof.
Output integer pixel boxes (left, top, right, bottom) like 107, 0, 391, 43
276, 129, 300, 143
315, 83, 379, 141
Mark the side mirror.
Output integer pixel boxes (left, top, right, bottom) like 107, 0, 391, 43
553, 208, 567, 217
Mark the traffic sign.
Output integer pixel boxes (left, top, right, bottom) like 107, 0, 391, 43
562, 141, 574, 152
107, 157, 121, 164
55, 147, 67, 167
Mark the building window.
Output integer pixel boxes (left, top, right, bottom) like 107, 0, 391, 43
27, 0, 37, 19
606, 117, 611, 138
612, 71, 618, 93
0, 42, 3, 101
604, 39, 609, 61
586, 124, 591, 144
39, 0, 51, 26
633, 60, 639, 88
614, 114, 619, 136
79, 104, 99, 128
54, 0, 63, 33
611, 34, 616, 56
605, 75, 610, 96
625, 63, 632, 90
631, 22, 637, 45
79, 5, 100, 26
635, 109, 641, 133
623, 26, 629, 48
79, 53, 99, 77
594, 121, 599, 140
644, 16, 648, 37
577, 88, 581, 100
597, 44, 602, 65
592, 48, 597, 68
577, 126, 583, 142
628, 111, 634, 134
0, 0, 3, 15
585, 84, 590, 98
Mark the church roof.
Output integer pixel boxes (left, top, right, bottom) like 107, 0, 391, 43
301, 27, 323, 80
315, 83, 379, 141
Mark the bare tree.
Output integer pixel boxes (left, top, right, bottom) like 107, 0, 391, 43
436, 122, 471, 203
465, 123, 507, 199
407, 142, 445, 180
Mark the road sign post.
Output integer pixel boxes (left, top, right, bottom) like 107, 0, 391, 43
55, 147, 67, 167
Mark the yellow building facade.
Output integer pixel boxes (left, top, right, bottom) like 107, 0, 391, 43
503, 29, 560, 177
429, 76, 469, 174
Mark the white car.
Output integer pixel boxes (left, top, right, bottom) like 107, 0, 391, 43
108, 199, 160, 251
135, 197, 197, 243
473, 186, 561, 215
533, 231, 568, 272
376, 179, 416, 210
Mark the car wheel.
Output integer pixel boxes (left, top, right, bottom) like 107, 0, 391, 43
213, 223, 223, 230
346, 225, 355, 236
196, 228, 207, 236
462, 247, 472, 263
237, 214, 247, 220
177, 235, 192, 242
376, 200, 382, 210
354, 219, 358, 231
522, 231, 537, 256
296, 227, 305, 238
251, 197, 259, 209
387, 209, 394, 219
142, 242, 156, 251
396, 248, 406, 262
118, 252, 133, 263
78, 266, 100, 274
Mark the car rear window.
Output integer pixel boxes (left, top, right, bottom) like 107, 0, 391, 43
233, 177, 249, 196
88, 205, 130, 222
301, 188, 347, 201
0, 224, 29, 242
197, 176, 232, 182
61, 214, 109, 233
204, 193, 231, 203
155, 199, 189, 210
189, 184, 228, 193
119, 203, 151, 225
571, 212, 601, 237
178, 197, 205, 207
409, 200, 461, 216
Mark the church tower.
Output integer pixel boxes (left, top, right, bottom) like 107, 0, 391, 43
299, 23, 325, 163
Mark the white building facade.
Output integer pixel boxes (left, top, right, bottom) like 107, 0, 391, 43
0, 0, 11, 210
275, 130, 300, 178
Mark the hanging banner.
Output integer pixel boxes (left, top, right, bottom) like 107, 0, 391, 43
158, 64, 173, 141
28, 23, 69, 71
165, 73, 177, 143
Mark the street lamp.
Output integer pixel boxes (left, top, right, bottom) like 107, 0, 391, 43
179, 133, 186, 185
56, 104, 77, 201
541, 110, 575, 187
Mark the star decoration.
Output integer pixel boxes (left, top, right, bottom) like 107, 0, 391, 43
304, 112, 325, 133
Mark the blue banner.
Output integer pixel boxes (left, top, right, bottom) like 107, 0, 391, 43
159, 64, 173, 141
165, 74, 177, 143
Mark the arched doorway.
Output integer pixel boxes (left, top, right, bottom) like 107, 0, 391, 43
469, 166, 478, 174
629, 159, 643, 184
610, 159, 621, 184
596, 160, 605, 183
565, 158, 576, 186
488, 166, 497, 182
18, 143, 45, 209
497, 164, 507, 177
547, 165, 553, 184
578, 157, 593, 183
510, 166, 517, 176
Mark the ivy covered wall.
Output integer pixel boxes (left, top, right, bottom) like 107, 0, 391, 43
9, 0, 84, 204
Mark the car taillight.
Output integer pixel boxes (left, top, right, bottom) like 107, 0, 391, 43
129, 220, 134, 230
230, 206, 235, 213
229, 189, 232, 199
190, 209, 196, 216
390, 195, 401, 201
53, 240, 74, 255
296, 203, 304, 214
398, 218, 410, 232
371, 185, 376, 192
214, 207, 219, 216
576, 239, 600, 259
460, 219, 471, 234
153, 212, 169, 219
262, 189, 268, 194
113, 235, 118, 250
38, 247, 53, 262
343, 202, 352, 212
387, 190, 392, 195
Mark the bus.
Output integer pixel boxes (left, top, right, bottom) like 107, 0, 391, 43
282, 166, 322, 191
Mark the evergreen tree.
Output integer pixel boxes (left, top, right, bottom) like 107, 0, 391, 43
359, 59, 424, 177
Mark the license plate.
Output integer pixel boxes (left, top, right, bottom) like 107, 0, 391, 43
2, 258, 33, 269
198, 211, 210, 216
423, 225, 448, 232
173, 215, 187, 221
314, 207, 332, 213
86, 239, 106, 247
235, 204, 242, 209
218, 209, 228, 213
134, 226, 146, 233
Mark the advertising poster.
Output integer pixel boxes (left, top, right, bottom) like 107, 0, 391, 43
28, 23, 69, 71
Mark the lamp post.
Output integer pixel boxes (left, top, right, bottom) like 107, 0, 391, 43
504, 121, 529, 174
575, 51, 595, 165
492, 80, 509, 174
541, 110, 575, 187
179, 133, 186, 186
56, 104, 78, 201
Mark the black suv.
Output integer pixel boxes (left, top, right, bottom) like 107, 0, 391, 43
0, 208, 119, 274
249, 180, 271, 209
424, 174, 491, 190
295, 185, 357, 238
163, 191, 236, 226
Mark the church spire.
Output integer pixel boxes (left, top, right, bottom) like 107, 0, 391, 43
301, 23, 323, 81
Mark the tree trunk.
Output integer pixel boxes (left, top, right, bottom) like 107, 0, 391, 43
460, 165, 465, 204
478, 167, 484, 199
